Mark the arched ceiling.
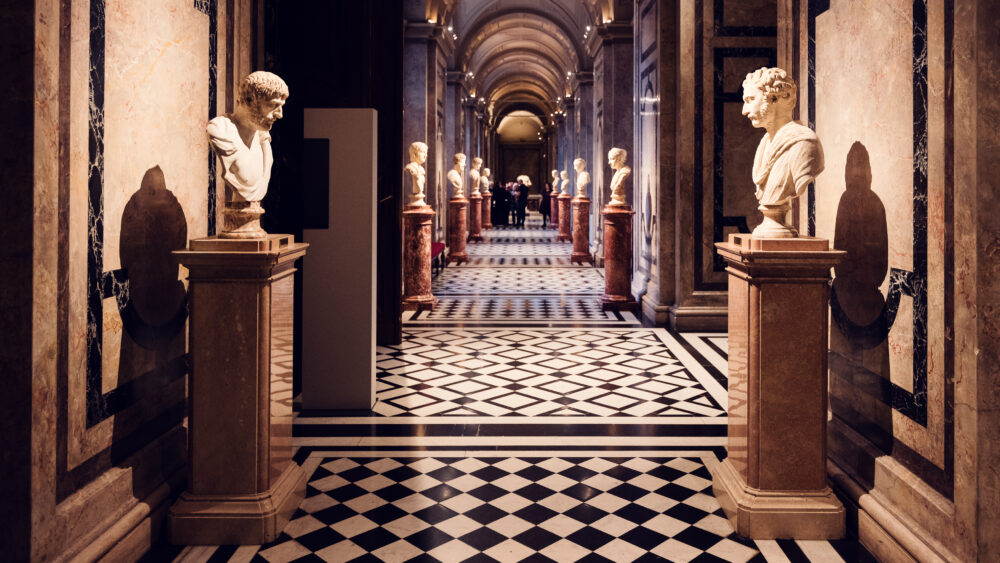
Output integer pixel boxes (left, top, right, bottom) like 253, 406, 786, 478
496, 111, 545, 143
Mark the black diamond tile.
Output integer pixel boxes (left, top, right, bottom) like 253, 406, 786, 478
665, 503, 711, 525
562, 504, 609, 525
458, 527, 507, 551
421, 483, 462, 502
461, 553, 502, 563
289, 554, 327, 563
576, 554, 614, 563
339, 466, 377, 483
613, 503, 658, 525
603, 465, 641, 482
553, 396, 577, 405
620, 526, 670, 550
512, 526, 561, 551
470, 466, 505, 481
558, 465, 598, 481
656, 483, 700, 502
505, 383, 527, 390
689, 553, 731, 563
412, 504, 460, 525
647, 465, 686, 481
294, 526, 346, 552
345, 553, 381, 563
310, 466, 334, 480
373, 483, 417, 503
350, 526, 403, 552
513, 504, 559, 525
468, 483, 507, 503
561, 483, 600, 502
566, 526, 614, 550
305, 484, 323, 498
327, 483, 368, 503
401, 554, 443, 563
404, 527, 456, 550
311, 503, 357, 525
673, 525, 723, 550
291, 508, 308, 519
382, 465, 421, 483
514, 483, 556, 502
453, 396, 475, 405
427, 466, 465, 483
362, 503, 408, 525
607, 482, 647, 502
519, 554, 558, 563
515, 465, 554, 482
464, 503, 508, 525
693, 466, 713, 480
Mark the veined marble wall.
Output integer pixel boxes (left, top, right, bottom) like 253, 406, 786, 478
26, 0, 252, 559
795, 0, 1000, 559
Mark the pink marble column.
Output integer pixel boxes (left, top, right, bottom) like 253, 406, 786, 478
468, 194, 484, 242
571, 195, 593, 264
550, 186, 561, 229
448, 197, 469, 264
601, 205, 638, 311
402, 206, 437, 311
482, 192, 492, 229
557, 193, 573, 242
712, 234, 846, 539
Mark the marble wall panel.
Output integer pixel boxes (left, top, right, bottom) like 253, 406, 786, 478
634, 0, 659, 299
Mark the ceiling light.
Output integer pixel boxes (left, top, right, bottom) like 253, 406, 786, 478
447, 25, 453, 32
428, 18, 436, 23
586, 25, 591, 31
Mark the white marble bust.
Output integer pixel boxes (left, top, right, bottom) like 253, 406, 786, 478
551, 169, 560, 192
607, 148, 631, 206
403, 141, 428, 207
560, 170, 570, 195
207, 71, 288, 238
469, 157, 483, 196
742, 66, 824, 237
574, 158, 590, 197
481, 167, 492, 195
447, 153, 466, 198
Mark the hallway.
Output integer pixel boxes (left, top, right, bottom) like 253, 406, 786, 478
174, 216, 870, 562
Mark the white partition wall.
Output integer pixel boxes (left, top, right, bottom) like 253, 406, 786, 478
302, 108, 377, 410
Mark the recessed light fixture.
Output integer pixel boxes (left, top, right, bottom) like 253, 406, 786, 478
428, 18, 436, 23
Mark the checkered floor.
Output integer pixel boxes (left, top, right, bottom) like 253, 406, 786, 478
432, 268, 605, 296
404, 297, 639, 326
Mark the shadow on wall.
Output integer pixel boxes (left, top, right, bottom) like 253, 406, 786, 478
830, 141, 893, 454
109, 165, 188, 465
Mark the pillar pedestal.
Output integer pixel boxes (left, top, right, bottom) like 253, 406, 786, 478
169, 235, 309, 545
601, 205, 638, 311
550, 188, 560, 229
448, 197, 469, 264
402, 205, 437, 311
712, 234, 846, 540
482, 192, 492, 229
571, 196, 593, 265
468, 194, 484, 242
557, 194, 573, 242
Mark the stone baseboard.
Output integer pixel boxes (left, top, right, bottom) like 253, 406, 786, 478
668, 305, 727, 331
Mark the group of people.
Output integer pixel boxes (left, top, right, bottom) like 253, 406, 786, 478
490, 179, 529, 226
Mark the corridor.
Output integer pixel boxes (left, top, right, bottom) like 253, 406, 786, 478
174, 215, 871, 563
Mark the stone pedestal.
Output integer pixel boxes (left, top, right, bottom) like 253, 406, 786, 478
557, 194, 573, 242
482, 193, 492, 229
601, 205, 638, 311
448, 197, 469, 264
169, 235, 309, 545
550, 188, 561, 229
468, 194, 484, 242
571, 196, 593, 265
712, 234, 846, 540
402, 206, 437, 311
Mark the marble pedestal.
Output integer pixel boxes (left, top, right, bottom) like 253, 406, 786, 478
169, 235, 309, 545
482, 193, 492, 229
571, 196, 593, 265
550, 188, 560, 229
402, 206, 436, 311
448, 197, 469, 264
601, 206, 638, 311
557, 194, 572, 242
468, 194, 483, 242
712, 234, 846, 540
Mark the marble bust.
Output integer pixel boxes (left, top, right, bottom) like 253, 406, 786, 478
574, 158, 590, 196
481, 167, 492, 195
560, 170, 570, 195
607, 148, 631, 206
469, 157, 483, 196
742, 66, 824, 237
447, 153, 466, 198
551, 169, 559, 191
403, 141, 428, 207
207, 71, 288, 238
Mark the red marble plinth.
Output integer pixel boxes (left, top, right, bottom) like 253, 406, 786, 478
571, 196, 593, 265
557, 194, 573, 242
468, 194, 484, 242
550, 189, 561, 229
601, 205, 638, 311
482, 193, 492, 229
402, 206, 437, 311
448, 197, 469, 264
712, 234, 846, 539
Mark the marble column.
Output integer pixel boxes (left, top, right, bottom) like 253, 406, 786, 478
601, 205, 638, 311
557, 193, 573, 242
571, 195, 593, 264
169, 235, 309, 545
402, 205, 436, 311
712, 234, 845, 539
481, 190, 492, 229
550, 184, 561, 229
448, 196, 469, 264
467, 193, 483, 242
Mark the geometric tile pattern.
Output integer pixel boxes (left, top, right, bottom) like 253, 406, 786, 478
463, 256, 580, 267
432, 267, 605, 295
466, 242, 573, 256
374, 329, 727, 417
411, 297, 631, 323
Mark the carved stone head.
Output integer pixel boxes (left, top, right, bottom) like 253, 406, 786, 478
409, 141, 428, 164
608, 147, 627, 170
453, 153, 467, 170
741, 67, 796, 131
573, 158, 586, 172
238, 71, 289, 131
472, 157, 483, 169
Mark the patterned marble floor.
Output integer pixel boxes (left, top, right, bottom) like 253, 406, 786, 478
169, 216, 872, 562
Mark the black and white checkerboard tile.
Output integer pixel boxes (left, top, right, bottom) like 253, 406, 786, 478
176, 453, 872, 562
466, 242, 573, 257
370, 329, 727, 418
432, 268, 605, 296
403, 297, 639, 326
463, 257, 582, 267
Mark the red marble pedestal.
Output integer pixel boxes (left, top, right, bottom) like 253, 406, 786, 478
712, 234, 846, 539
550, 188, 560, 229
468, 194, 484, 242
448, 197, 469, 264
571, 196, 593, 265
402, 206, 437, 311
482, 193, 492, 229
601, 205, 638, 311
557, 194, 572, 242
